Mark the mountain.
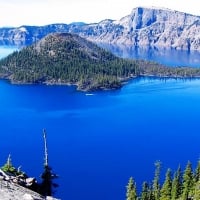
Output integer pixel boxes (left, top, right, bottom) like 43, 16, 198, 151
1, 32, 200, 91
0, 23, 84, 45
0, 33, 139, 91
79, 7, 200, 50
0, 7, 200, 50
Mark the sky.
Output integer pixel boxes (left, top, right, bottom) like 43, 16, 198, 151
0, 0, 200, 27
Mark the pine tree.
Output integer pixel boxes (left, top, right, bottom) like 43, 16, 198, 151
152, 161, 161, 200
182, 161, 194, 200
160, 168, 172, 200
171, 165, 182, 200
141, 181, 150, 200
194, 160, 200, 199
194, 160, 200, 183
194, 179, 200, 200
126, 177, 137, 200
1, 154, 15, 174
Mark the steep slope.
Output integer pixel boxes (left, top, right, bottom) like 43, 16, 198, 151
79, 7, 200, 50
0, 7, 200, 50
0, 179, 58, 200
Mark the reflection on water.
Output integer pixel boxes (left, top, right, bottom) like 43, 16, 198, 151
0, 46, 19, 59
1, 41, 200, 68
99, 43, 200, 67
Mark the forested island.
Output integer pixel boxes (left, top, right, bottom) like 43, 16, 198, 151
0, 32, 200, 91
126, 160, 200, 200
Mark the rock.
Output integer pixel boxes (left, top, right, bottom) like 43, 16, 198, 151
0, 7, 200, 50
23, 194, 34, 200
25, 177, 36, 186
0, 178, 60, 200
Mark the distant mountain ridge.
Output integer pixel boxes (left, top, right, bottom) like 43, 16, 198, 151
1, 7, 200, 50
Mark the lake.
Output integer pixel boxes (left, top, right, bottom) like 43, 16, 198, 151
0, 45, 200, 200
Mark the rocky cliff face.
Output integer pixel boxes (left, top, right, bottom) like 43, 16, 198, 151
1, 7, 200, 50
79, 7, 200, 50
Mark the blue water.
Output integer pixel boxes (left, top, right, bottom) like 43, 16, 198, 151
100, 44, 200, 67
0, 45, 18, 59
0, 46, 200, 200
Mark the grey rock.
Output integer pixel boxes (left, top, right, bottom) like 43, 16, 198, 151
0, 7, 200, 50
0, 178, 60, 200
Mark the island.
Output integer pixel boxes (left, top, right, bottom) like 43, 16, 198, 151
0, 32, 200, 91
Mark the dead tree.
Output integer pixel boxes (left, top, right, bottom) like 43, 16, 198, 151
40, 129, 58, 197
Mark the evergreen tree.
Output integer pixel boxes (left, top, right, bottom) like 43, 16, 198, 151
126, 177, 137, 200
160, 168, 172, 200
152, 161, 161, 200
194, 160, 200, 199
194, 160, 200, 183
194, 179, 200, 200
141, 181, 150, 200
1, 154, 26, 176
171, 165, 182, 200
182, 161, 194, 200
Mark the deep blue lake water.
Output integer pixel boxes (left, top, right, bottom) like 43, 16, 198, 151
0, 45, 200, 200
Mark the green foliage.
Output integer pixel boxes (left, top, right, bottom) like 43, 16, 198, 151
126, 160, 200, 200
182, 161, 194, 200
0, 33, 200, 91
171, 165, 182, 200
126, 177, 137, 200
160, 168, 172, 200
152, 161, 162, 200
141, 182, 151, 200
1, 154, 26, 177
194, 160, 200, 183
0, 33, 138, 91
193, 161, 200, 199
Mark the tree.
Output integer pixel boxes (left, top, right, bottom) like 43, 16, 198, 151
126, 177, 137, 200
152, 161, 161, 200
171, 165, 182, 200
182, 161, 194, 200
141, 181, 151, 200
194, 160, 200, 199
1, 154, 26, 177
194, 160, 200, 183
160, 168, 172, 200
40, 129, 58, 197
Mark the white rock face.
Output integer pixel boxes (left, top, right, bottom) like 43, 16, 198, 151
79, 7, 200, 50
0, 7, 200, 50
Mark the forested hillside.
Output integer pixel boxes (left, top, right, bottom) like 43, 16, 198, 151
0, 33, 200, 91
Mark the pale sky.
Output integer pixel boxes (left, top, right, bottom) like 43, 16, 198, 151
0, 0, 200, 27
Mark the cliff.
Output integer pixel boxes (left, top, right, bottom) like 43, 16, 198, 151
78, 7, 200, 50
0, 7, 200, 50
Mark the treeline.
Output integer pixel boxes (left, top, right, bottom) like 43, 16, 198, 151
126, 160, 200, 200
0, 33, 200, 91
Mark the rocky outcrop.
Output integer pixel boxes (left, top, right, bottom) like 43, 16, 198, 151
0, 179, 59, 200
0, 7, 200, 50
